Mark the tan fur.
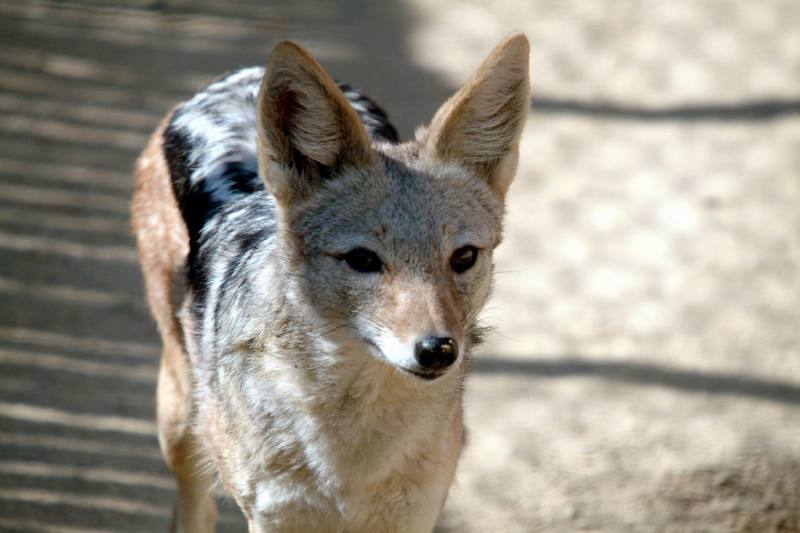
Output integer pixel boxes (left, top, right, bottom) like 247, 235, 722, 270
132, 116, 217, 532
377, 275, 464, 348
133, 33, 530, 532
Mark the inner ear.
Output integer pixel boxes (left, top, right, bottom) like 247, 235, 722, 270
256, 41, 372, 206
270, 84, 334, 180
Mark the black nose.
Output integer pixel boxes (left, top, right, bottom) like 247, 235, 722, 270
414, 337, 459, 370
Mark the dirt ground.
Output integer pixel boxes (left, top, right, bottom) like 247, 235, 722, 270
0, 1, 798, 532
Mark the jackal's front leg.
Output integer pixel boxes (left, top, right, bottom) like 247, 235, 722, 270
157, 340, 217, 533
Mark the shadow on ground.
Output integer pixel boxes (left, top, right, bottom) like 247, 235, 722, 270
473, 357, 800, 405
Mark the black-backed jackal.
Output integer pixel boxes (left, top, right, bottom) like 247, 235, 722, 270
132, 33, 530, 532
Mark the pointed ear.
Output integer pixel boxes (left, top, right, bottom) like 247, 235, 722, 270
424, 33, 530, 198
256, 41, 372, 206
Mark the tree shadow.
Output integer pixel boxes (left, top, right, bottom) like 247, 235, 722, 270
532, 97, 800, 121
472, 356, 800, 405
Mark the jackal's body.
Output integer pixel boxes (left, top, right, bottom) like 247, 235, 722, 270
153, 68, 451, 531
133, 35, 529, 532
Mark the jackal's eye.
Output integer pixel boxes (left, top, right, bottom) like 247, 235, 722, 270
341, 247, 383, 273
450, 245, 478, 274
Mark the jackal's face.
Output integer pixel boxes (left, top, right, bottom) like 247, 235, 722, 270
257, 35, 530, 380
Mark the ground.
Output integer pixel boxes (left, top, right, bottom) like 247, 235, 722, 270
0, 0, 799, 531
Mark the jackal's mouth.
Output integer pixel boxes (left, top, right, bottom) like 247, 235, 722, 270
400, 367, 447, 380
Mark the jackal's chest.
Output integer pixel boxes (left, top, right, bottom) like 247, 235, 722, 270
246, 470, 448, 532
195, 359, 460, 532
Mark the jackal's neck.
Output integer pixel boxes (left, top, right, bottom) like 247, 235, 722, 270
257, 302, 466, 478
303, 347, 466, 490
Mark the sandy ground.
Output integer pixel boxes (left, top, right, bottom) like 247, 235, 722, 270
0, 0, 798, 531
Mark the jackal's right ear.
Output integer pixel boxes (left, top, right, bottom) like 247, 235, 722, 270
256, 41, 372, 206
423, 33, 530, 198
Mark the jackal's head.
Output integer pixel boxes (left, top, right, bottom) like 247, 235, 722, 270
256, 34, 529, 380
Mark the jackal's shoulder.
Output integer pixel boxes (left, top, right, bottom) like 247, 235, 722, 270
160, 66, 398, 247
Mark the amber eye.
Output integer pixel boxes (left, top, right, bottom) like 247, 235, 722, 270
341, 247, 383, 273
450, 245, 478, 274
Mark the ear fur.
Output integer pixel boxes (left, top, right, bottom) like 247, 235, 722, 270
256, 41, 372, 206
424, 33, 530, 197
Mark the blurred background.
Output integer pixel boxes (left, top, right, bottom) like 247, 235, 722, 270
0, 0, 799, 531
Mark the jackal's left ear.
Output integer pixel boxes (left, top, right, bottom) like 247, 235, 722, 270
256, 41, 372, 206
424, 33, 530, 198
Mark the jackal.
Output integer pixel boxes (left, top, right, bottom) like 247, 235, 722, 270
132, 33, 530, 532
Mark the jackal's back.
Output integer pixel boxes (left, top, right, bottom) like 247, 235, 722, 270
137, 67, 398, 354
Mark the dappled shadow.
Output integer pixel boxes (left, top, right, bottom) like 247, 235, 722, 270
648, 452, 800, 531
0, 0, 455, 530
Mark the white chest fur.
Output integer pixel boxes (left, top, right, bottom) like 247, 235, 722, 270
200, 345, 464, 533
